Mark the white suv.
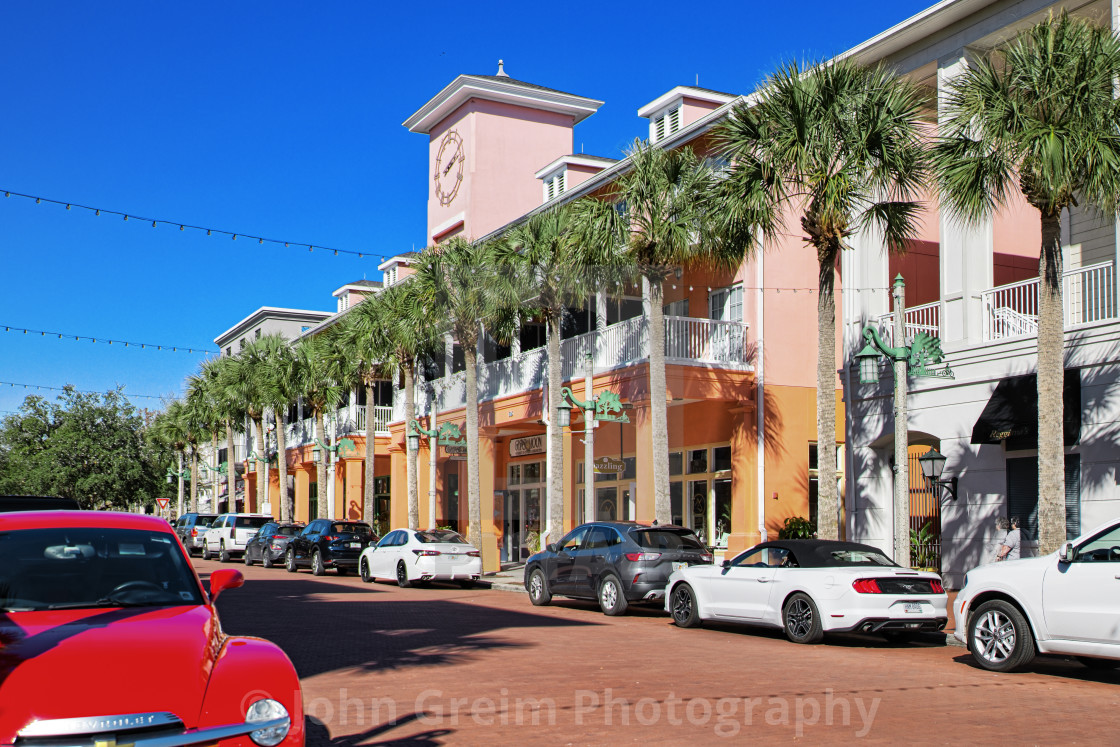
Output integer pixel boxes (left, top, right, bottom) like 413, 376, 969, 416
202, 513, 273, 562
955, 517, 1120, 672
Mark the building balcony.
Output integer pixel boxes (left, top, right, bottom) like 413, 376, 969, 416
397, 315, 752, 419
877, 261, 1117, 345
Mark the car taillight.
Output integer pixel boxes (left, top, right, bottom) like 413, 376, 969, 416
324, 535, 339, 542
413, 549, 441, 556
466, 550, 480, 557
700, 554, 713, 563
191, 529, 198, 537
625, 552, 661, 562
852, 579, 883, 594
930, 579, 945, 594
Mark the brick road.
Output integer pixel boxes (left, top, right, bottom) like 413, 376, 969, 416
199, 559, 1118, 745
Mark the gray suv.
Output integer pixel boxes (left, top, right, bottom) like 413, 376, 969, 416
174, 512, 218, 556
525, 522, 712, 616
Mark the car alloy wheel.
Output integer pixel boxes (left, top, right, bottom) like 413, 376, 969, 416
396, 561, 411, 588
968, 600, 1035, 672
783, 593, 824, 644
262, 551, 273, 569
243, 548, 253, 566
286, 549, 297, 573
201, 543, 212, 561
670, 583, 701, 628
528, 569, 551, 606
312, 551, 325, 576
360, 557, 373, 583
598, 575, 628, 616
219, 541, 230, 563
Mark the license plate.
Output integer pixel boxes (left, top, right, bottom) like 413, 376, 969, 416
348, 542, 360, 549
903, 602, 923, 614
672, 562, 687, 572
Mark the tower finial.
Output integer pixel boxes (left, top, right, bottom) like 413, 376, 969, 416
496, 59, 508, 77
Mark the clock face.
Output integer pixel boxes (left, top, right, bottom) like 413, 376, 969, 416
434, 130, 465, 206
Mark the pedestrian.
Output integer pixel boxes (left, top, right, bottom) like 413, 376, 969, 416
994, 516, 1021, 562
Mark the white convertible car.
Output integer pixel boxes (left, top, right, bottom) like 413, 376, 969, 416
665, 539, 947, 643
955, 517, 1120, 672
358, 528, 482, 588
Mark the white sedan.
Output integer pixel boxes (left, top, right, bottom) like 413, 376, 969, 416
955, 517, 1120, 672
665, 539, 947, 643
359, 528, 482, 588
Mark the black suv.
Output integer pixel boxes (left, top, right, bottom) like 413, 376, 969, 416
173, 512, 219, 556
525, 522, 712, 615
243, 522, 304, 568
286, 519, 377, 575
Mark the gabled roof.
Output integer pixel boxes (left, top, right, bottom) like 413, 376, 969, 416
403, 71, 604, 134
637, 85, 738, 118
534, 153, 619, 180
213, 307, 333, 347
332, 279, 383, 298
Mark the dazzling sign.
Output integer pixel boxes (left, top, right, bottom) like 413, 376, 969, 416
593, 456, 626, 474
509, 435, 545, 458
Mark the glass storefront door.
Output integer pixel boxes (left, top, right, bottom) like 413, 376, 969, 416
504, 461, 544, 562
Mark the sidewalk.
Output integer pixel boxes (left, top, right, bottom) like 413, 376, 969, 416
482, 563, 526, 593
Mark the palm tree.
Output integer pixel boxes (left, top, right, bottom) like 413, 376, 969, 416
582, 140, 749, 525
255, 333, 299, 522
932, 12, 1120, 553
220, 339, 273, 513
716, 58, 928, 540
412, 237, 501, 546
498, 202, 624, 544
151, 399, 190, 514
292, 335, 347, 519
185, 371, 223, 511
198, 356, 245, 515
366, 280, 435, 530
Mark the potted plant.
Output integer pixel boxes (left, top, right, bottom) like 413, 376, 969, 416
910, 521, 939, 572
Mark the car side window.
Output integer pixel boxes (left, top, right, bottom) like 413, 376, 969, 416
559, 527, 589, 552
1076, 525, 1120, 562
730, 547, 789, 568
584, 527, 613, 550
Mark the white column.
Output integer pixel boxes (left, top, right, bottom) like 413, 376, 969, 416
938, 49, 994, 347
1114, 0, 1120, 312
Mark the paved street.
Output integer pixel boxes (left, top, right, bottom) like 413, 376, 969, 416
200, 559, 1119, 745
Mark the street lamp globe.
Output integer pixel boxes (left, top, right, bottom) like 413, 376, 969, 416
312, 445, 322, 464
556, 399, 572, 429
407, 432, 420, 452
918, 447, 947, 482
854, 343, 883, 384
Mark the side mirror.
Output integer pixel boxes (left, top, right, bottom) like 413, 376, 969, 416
209, 569, 244, 602
1058, 542, 1075, 563
546, 543, 558, 554
721, 559, 731, 569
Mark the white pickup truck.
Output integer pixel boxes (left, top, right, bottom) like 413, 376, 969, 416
202, 513, 273, 562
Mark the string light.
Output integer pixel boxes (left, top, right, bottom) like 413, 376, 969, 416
0, 380, 165, 400
1, 188, 384, 261
1, 324, 215, 354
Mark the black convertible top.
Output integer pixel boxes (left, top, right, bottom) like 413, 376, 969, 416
752, 539, 898, 568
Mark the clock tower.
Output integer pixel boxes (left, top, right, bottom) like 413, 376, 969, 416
404, 61, 603, 244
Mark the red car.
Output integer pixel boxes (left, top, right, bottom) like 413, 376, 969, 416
0, 511, 303, 747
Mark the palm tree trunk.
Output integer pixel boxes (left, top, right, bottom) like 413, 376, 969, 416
210, 432, 220, 513
189, 448, 199, 513
464, 345, 482, 548
254, 416, 267, 514
816, 246, 839, 541
647, 277, 671, 524
314, 410, 327, 519
547, 313, 565, 545
363, 381, 376, 527
276, 410, 291, 522
225, 422, 235, 514
1037, 213, 1066, 553
404, 365, 419, 529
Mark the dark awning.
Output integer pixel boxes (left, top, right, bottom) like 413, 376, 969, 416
970, 369, 1080, 448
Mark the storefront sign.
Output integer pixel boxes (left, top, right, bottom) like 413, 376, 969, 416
509, 434, 545, 458
444, 444, 467, 458
594, 456, 626, 474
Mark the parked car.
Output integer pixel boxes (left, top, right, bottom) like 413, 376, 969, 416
0, 495, 81, 511
285, 519, 376, 576
244, 522, 305, 568
202, 513, 273, 562
174, 512, 218, 556
955, 517, 1120, 672
525, 522, 713, 616
0, 509, 303, 746
359, 528, 482, 587
665, 539, 948, 644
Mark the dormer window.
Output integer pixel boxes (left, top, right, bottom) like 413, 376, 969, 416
651, 104, 682, 143
384, 266, 398, 287
543, 170, 566, 202
338, 295, 349, 313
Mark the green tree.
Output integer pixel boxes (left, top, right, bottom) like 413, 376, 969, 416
932, 12, 1120, 553
583, 140, 749, 524
220, 339, 274, 513
292, 334, 347, 519
254, 333, 299, 522
716, 58, 928, 540
200, 355, 246, 517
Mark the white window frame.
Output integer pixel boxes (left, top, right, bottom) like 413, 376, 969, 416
649, 103, 682, 143
708, 284, 743, 323
542, 169, 566, 203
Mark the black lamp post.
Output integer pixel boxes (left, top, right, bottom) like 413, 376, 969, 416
918, 447, 958, 500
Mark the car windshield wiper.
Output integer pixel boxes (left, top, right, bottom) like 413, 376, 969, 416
46, 595, 162, 610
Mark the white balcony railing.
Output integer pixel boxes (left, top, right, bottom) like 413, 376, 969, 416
876, 301, 941, 345
355, 405, 393, 435
981, 261, 1116, 341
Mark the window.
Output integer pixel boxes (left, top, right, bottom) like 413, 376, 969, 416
255, 328, 261, 339
584, 526, 617, 550
238, 339, 245, 351
235, 516, 270, 529
632, 529, 704, 551
1075, 524, 1120, 562
709, 285, 743, 322
384, 266, 398, 286
605, 296, 643, 326
451, 343, 465, 374
520, 322, 546, 351
713, 446, 731, 472
225, 346, 232, 357
543, 170, 566, 202
808, 443, 845, 530
687, 449, 708, 474
1006, 455, 1081, 542
559, 527, 589, 552
730, 546, 792, 568
651, 104, 682, 143
664, 298, 689, 317
669, 452, 684, 476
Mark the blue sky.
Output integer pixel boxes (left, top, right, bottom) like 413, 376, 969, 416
0, 0, 932, 417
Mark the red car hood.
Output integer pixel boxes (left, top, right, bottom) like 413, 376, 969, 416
0, 605, 220, 743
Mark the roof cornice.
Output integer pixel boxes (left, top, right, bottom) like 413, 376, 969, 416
403, 75, 604, 134
213, 307, 332, 346
637, 86, 736, 118
534, 154, 618, 180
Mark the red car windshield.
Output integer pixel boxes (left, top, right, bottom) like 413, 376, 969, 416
0, 527, 204, 612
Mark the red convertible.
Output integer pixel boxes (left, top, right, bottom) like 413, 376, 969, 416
0, 511, 303, 747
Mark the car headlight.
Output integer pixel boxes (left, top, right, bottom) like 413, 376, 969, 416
246, 698, 290, 746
